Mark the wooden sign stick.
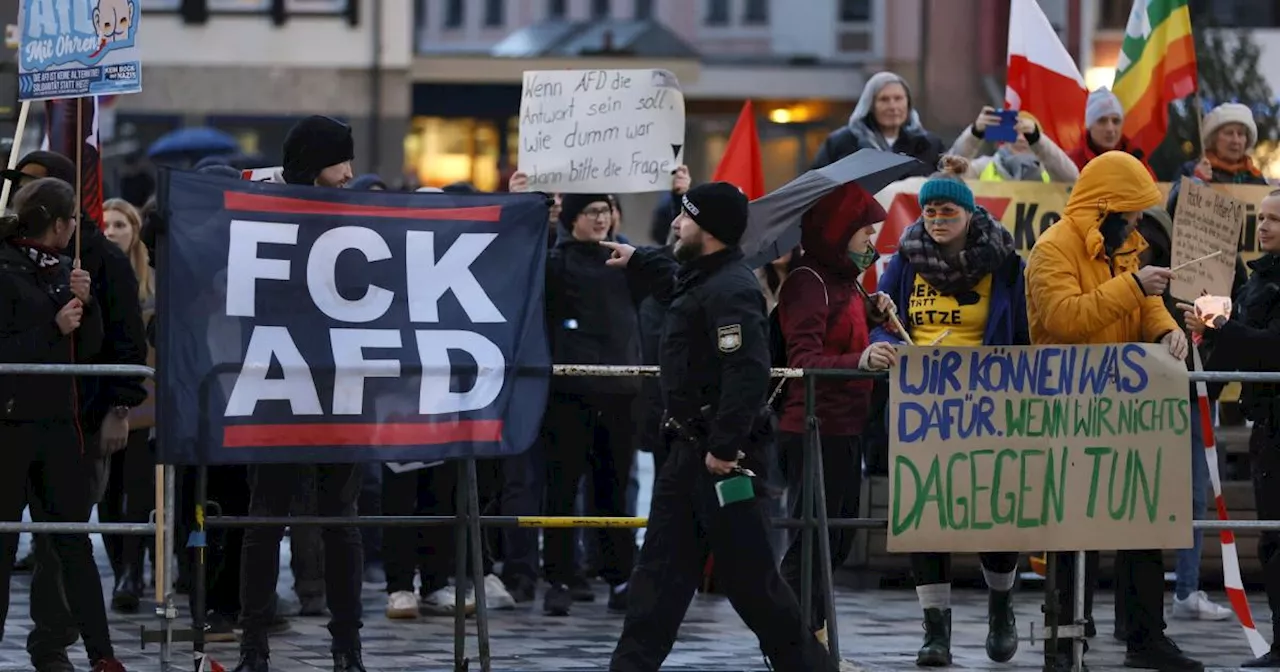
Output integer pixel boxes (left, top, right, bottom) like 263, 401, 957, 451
927, 330, 952, 346
1171, 250, 1223, 274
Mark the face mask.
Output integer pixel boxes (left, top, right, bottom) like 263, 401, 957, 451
848, 244, 879, 272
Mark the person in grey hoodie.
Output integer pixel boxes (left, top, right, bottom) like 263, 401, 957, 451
811, 71, 944, 175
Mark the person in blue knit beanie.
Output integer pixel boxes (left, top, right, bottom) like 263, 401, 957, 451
871, 154, 1030, 667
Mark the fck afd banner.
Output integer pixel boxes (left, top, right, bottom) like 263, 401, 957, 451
156, 171, 551, 465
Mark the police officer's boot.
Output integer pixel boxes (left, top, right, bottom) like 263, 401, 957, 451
915, 608, 952, 667
985, 589, 1017, 662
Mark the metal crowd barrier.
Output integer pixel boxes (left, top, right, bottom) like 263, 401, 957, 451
6, 362, 1273, 672
0, 364, 179, 670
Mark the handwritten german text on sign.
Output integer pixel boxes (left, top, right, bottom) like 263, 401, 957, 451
518, 69, 685, 194
18, 0, 142, 101
888, 344, 1192, 553
1171, 177, 1245, 302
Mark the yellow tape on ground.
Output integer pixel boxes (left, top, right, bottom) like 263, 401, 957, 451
516, 516, 648, 528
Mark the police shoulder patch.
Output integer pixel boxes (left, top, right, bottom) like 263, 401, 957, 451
717, 324, 742, 353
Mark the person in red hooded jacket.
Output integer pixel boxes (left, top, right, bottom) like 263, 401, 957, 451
775, 182, 898, 648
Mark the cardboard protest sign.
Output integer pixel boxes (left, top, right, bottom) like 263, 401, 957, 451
518, 68, 685, 194
156, 172, 552, 464
17, 0, 142, 101
887, 344, 1192, 553
1170, 177, 1245, 302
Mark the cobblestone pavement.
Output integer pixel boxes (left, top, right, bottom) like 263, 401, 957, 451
0, 538, 1272, 672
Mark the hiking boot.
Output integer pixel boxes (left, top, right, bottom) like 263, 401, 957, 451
915, 608, 951, 667
985, 589, 1017, 662
1123, 635, 1203, 671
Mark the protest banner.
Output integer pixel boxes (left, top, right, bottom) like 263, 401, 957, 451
17, 0, 142, 101
887, 344, 1192, 553
1170, 177, 1245, 301
518, 68, 685, 194
155, 171, 552, 465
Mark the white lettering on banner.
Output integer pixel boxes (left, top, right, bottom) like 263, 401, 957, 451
307, 227, 395, 323
330, 329, 402, 415
405, 231, 505, 324
415, 330, 505, 414
222, 221, 512, 422
517, 68, 685, 194
226, 220, 298, 318
226, 326, 324, 417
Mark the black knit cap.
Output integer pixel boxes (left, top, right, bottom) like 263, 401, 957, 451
558, 193, 612, 229
681, 182, 749, 246
282, 115, 354, 185
1, 150, 77, 187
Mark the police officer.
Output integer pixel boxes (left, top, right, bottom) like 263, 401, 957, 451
600, 182, 836, 672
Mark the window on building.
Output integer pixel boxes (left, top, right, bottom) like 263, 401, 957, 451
705, 0, 729, 25
839, 0, 871, 22
445, 0, 464, 28
635, 0, 654, 20
592, 0, 611, 18
484, 0, 504, 26
547, 0, 567, 19
743, 0, 767, 23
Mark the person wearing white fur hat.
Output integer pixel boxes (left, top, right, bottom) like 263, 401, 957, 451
1179, 102, 1267, 186
1066, 87, 1155, 177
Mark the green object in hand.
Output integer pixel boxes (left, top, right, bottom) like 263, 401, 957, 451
715, 474, 755, 507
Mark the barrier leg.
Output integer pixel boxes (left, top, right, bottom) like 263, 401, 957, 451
1073, 550, 1085, 672
193, 466, 208, 669
1044, 552, 1058, 667
466, 459, 492, 672
454, 460, 468, 671
799, 374, 816, 634
157, 465, 177, 672
809, 425, 840, 664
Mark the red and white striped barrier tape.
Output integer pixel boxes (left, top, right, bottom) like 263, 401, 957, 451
1192, 346, 1270, 657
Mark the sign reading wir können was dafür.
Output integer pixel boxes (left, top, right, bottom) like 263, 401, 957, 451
887, 344, 1192, 553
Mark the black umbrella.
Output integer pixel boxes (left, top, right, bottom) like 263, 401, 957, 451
741, 149, 924, 268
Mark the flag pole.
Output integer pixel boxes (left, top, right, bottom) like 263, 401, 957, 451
74, 97, 82, 262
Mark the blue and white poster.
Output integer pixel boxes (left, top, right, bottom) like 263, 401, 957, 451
155, 171, 552, 465
18, 0, 142, 101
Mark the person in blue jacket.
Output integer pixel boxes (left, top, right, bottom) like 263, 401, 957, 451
869, 156, 1030, 667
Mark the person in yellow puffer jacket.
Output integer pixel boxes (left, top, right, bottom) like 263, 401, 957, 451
1025, 151, 1203, 672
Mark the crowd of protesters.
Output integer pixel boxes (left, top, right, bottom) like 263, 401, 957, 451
0, 66, 1278, 672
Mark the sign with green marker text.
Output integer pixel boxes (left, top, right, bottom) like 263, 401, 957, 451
888, 344, 1192, 553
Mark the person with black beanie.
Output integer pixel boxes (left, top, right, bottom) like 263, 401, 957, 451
232, 117, 366, 672
600, 182, 838, 672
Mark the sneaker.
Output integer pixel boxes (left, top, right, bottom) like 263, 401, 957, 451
1171, 590, 1232, 621
1123, 636, 1204, 671
385, 591, 418, 619
420, 585, 475, 616
567, 575, 596, 602
607, 583, 628, 614
91, 659, 127, 672
504, 574, 536, 603
205, 611, 239, 643
544, 583, 572, 616
484, 574, 516, 610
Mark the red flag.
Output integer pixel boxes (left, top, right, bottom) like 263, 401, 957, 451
1004, 0, 1088, 153
44, 97, 104, 229
711, 101, 764, 200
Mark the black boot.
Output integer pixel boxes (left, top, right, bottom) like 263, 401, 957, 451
1123, 635, 1204, 671
333, 650, 367, 672
985, 590, 1017, 662
232, 651, 269, 672
1243, 647, 1280, 668
916, 608, 951, 667
111, 563, 143, 613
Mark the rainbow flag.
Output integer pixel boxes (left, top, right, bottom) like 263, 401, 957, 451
1111, 0, 1198, 158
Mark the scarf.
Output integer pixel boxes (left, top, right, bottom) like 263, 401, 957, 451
994, 147, 1043, 180
11, 239, 63, 270
899, 206, 1015, 296
1207, 152, 1264, 181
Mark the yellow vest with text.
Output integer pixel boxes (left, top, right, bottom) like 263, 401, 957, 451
979, 160, 1050, 183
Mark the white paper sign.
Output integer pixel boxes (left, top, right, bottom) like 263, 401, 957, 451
518, 69, 685, 194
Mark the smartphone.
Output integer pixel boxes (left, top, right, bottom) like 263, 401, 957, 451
986, 109, 1020, 143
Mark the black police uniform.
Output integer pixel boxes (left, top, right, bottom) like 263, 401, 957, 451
608, 242, 834, 672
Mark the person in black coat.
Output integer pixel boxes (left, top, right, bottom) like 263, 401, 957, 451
601, 183, 838, 672
811, 71, 944, 175
0, 178, 129, 672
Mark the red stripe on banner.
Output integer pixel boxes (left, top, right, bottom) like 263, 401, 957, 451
223, 192, 503, 222
1228, 588, 1258, 628
223, 421, 504, 447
